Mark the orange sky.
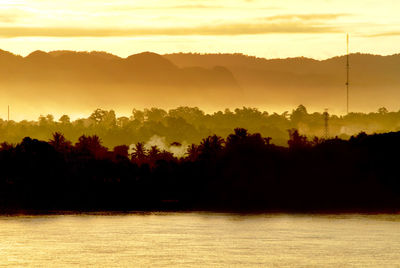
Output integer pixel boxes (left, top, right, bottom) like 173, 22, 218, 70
0, 0, 399, 59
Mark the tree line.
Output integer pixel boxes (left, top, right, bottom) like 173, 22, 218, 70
0, 128, 399, 212
1, 105, 400, 149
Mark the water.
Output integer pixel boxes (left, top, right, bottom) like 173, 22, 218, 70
0, 213, 399, 267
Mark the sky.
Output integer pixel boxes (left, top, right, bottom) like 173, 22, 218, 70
0, 0, 399, 59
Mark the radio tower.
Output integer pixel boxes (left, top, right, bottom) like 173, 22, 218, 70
346, 34, 350, 114
7, 105, 9, 122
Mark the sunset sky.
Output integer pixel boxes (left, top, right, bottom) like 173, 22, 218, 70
0, 0, 399, 59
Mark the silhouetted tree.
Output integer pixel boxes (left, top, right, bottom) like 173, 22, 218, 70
148, 146, 161, 160
144, 108, 167, 122
58, 115, 71, 124
198, 135, 224, 160
131, 109, 145, 123
89, 109, 108, 124
131, 142, 147, 164
49, 132, 72, 153
288, 129, 310, 149
378, 107, 388, 114
290, 104, 308, 125
113, 145, 129, 160
75, 135, 107, 158
186, 144, 199, 161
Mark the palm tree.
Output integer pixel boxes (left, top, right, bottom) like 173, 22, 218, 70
186, 144, 199, 161
75, 135, 107, 157
198, 135, 224, 159
148, 145, 161, 161
49, 132, 72, 152
131, 142, 147, 163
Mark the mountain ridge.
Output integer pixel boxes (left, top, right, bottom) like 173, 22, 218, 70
0, 49, 400, 118
0, 49, 243, 119
3, 48, 400, 62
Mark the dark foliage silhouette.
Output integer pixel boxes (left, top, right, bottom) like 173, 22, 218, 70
0, 129, 399, 213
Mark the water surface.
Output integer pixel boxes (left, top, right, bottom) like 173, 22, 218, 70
0, 213, 399, 267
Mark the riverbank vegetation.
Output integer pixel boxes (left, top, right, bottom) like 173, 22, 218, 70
0, 128, 399, 212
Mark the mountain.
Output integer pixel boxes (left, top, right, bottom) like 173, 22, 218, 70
0, 50, 242, 119
1, 49, 400, 120
164, 53, 400, 113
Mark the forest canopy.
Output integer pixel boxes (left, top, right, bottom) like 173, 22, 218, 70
1, 105, 399, 148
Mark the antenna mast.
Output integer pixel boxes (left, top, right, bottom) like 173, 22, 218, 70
346, 34, 350, 114
7, 105, 9, 122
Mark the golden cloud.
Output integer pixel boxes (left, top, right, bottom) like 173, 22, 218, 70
366, 31, 400, 37
263, 14, 348, 21
0, 22, 339, 38
0, 11, 20, 23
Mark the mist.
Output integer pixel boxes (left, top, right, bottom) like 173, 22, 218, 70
141, 135, 188, 158
1, 50, 400, 120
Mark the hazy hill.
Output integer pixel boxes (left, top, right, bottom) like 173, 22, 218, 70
164, 53, 400, 113
0, 50, 241, 119
1, 49, 400, 120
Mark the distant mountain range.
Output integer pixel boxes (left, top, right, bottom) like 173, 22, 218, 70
164, 53, 400, 113
0, 49, 399, 119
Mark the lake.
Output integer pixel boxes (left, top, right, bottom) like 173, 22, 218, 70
0, 213, 399, 267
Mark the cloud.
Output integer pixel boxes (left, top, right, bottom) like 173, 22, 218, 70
0, 22, 339, 38
0, 8, 32, 23
98, 2, 279, 12
366, 31, 400, 37
170, 4, 277, 10
105, 4, 223, 11
171, 5, 224, 9
0, 12, 20, 23
0, 15, 14, 23
264, 13, 348, 21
